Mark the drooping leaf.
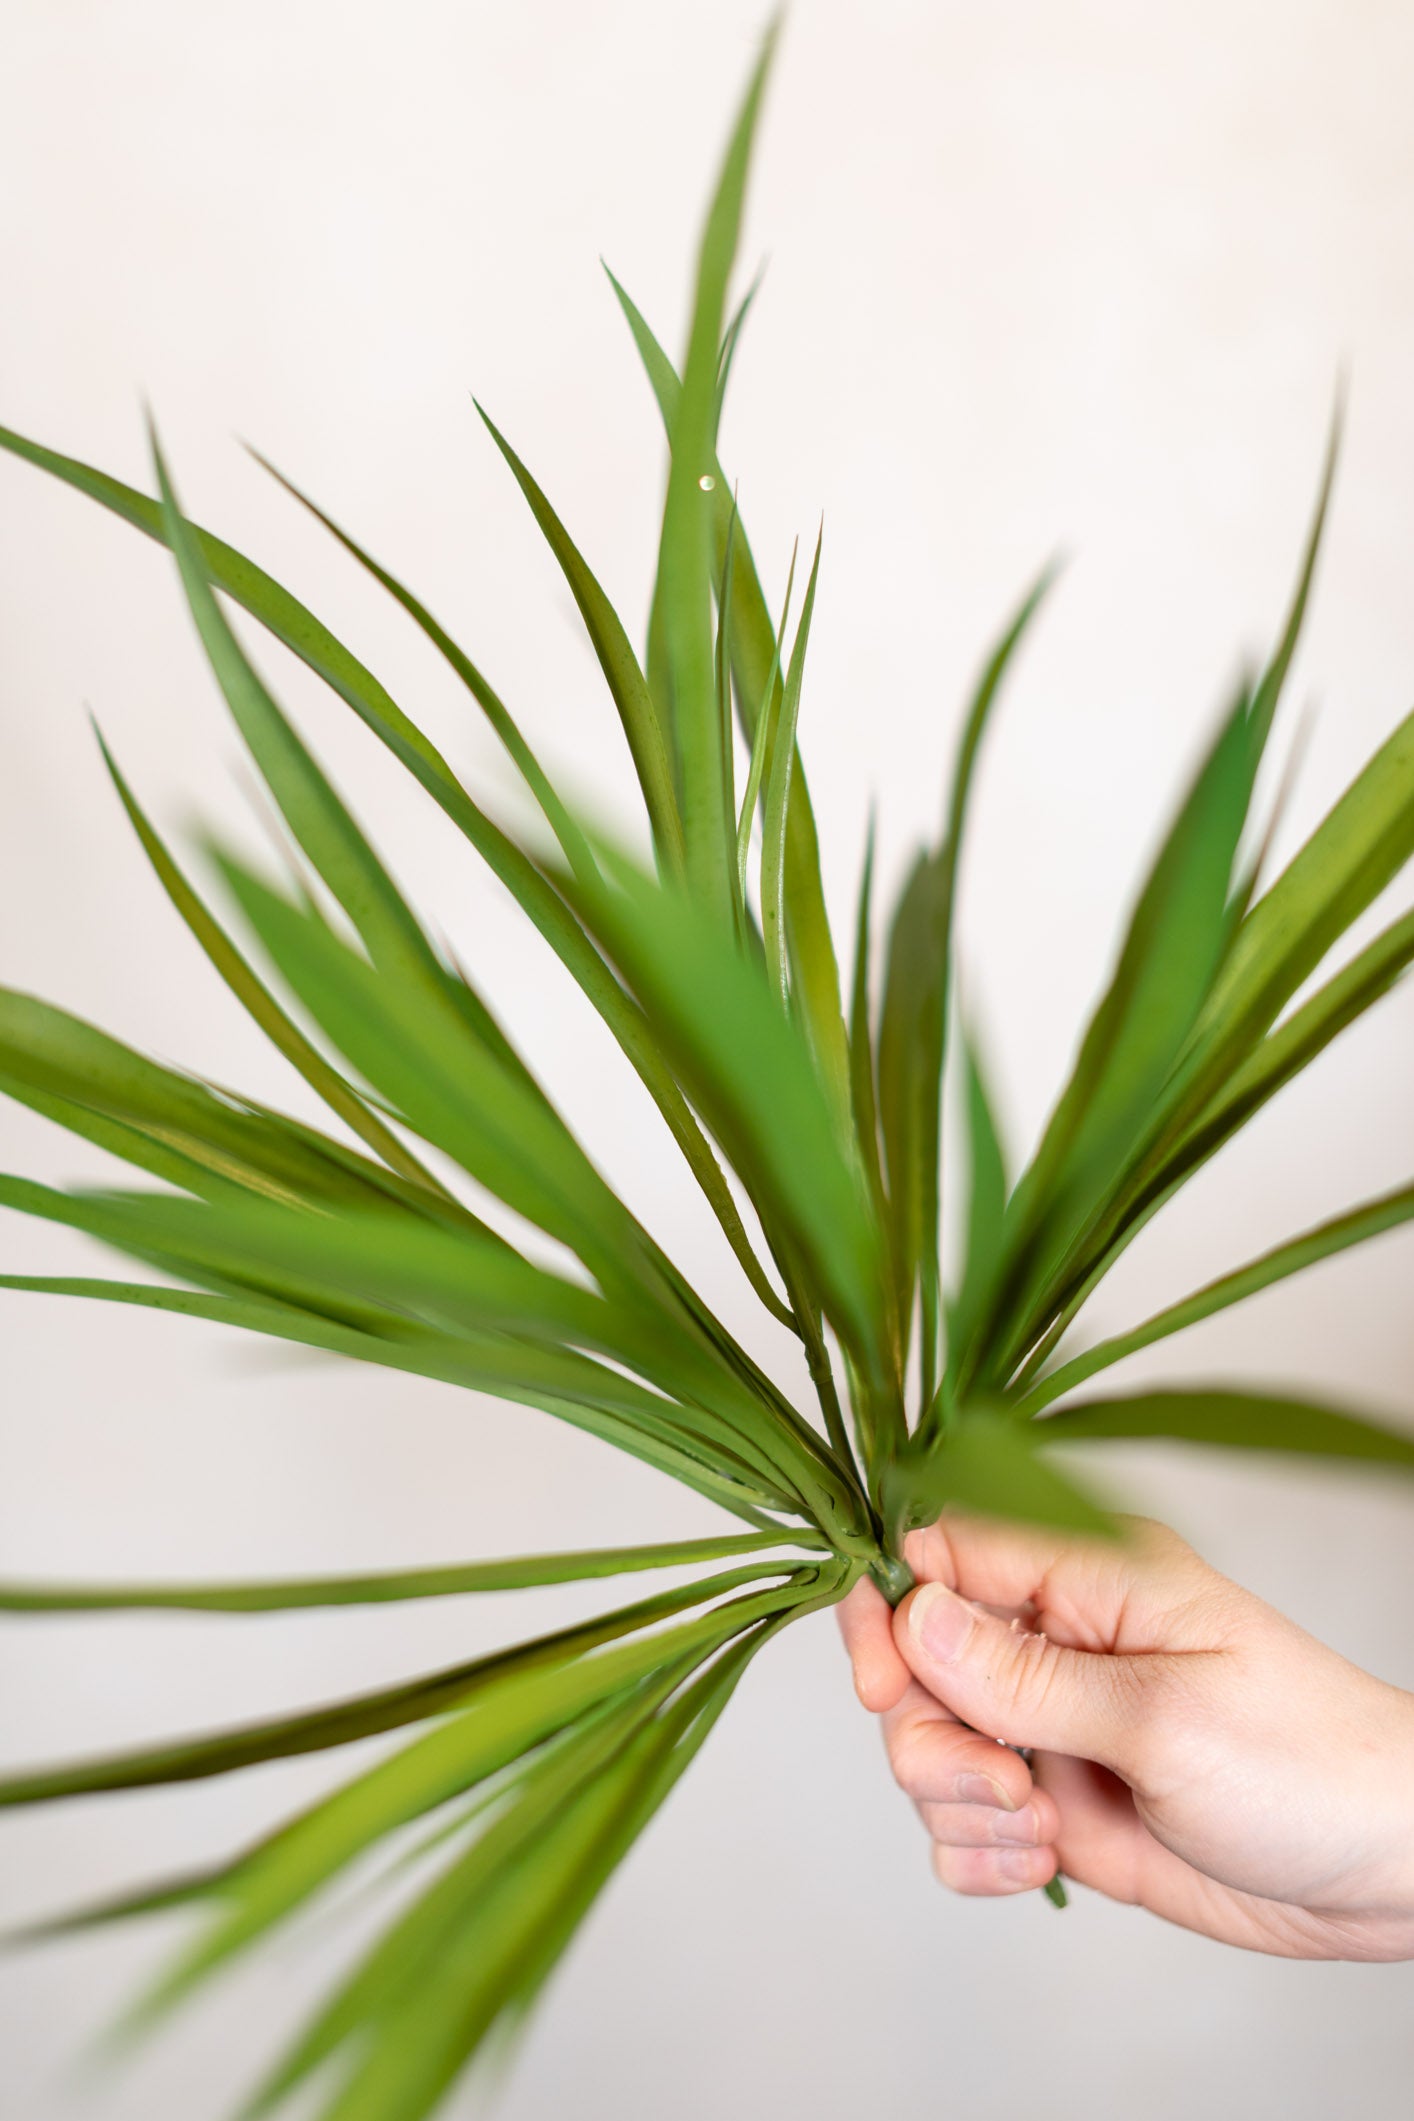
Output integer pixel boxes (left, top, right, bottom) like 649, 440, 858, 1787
1038, 1386, 1414, 1468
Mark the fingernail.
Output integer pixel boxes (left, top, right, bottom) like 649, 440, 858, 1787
992, 1806, 1038, 1845
957, 1771, 1018, 1811
909, 1581, 975, 1665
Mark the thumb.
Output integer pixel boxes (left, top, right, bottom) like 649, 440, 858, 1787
897, 1579, 1158, 1778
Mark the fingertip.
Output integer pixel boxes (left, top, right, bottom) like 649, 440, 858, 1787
836, 1577, 911, 1712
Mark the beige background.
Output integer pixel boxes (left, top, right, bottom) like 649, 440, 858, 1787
2, 1, 1414, 2115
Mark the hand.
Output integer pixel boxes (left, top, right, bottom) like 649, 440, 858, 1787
837, 1512, 1414, 1959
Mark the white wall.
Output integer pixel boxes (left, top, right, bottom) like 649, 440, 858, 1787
2, 3, 1413, 2116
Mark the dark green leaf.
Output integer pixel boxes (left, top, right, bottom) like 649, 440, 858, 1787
1038, 1386, 1414, 1468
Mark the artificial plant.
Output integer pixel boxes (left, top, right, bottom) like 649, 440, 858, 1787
3, 22, 1414, 2120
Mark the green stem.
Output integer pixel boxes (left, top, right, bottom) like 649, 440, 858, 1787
868, 1551, 915, 1605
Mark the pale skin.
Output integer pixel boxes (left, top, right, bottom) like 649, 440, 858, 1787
836, 1511, 1414, 1960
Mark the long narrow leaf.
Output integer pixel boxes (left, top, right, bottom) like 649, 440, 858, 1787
1019, 1181, 1414, 1414
1039, 1386, 1414, 1467
646, 23, 776, 922
0, 1529, 824, 1615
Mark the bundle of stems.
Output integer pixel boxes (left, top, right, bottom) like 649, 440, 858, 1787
2, 22, 1413, 2119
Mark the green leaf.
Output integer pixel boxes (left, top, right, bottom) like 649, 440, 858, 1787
241, 1684, 679, 2120
1019, 1180, 1414, 1414
1010, 901, 1414, 1397
213, 855, 651, 1291
0, 988, 432, 1216
32, 1183, 825, 1509
146, 1568, 836, 2011
0, 415, 796, 1310
0, 1262, 795, 1521
877, 567, 1055, 1392
245, 449, 596, 879
555, 839, 889, 1396
243, 1569, 851, 2121
471, 406, 683, 873
646, 21, 777, 923
714, 264, 765, 443
0, 1565, 799, 1810
847, 810, 888, 1251
0, 420, 469, 805
1179, 706, 1414, 1107
977, 684, 1261, 1384
606, 267, 854, 1125
96, 728, 448, 1196
945, 1011, 1011, 1386
1038, 1387, 1414, 1468
149, 429, 484, 1030
760, 528, 822, 1009
881, 1408, 1116, 1541
735, 538, 796, 902
0, 1529, 825, 1615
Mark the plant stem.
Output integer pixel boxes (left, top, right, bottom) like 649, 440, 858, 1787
868, 1551, 915, 1604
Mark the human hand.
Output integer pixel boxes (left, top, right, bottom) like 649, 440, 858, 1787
837, 1512, 1414, 1959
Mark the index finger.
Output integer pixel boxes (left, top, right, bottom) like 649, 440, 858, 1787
903, 1509, 1205, 1653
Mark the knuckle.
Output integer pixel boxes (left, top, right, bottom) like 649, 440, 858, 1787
930, 1844, 988, 1895
888, 1723, 936, 1799
931, 1844, 1036, 1897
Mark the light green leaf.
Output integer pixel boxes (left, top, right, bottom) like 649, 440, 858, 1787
147, 1567, 833, 2012
0, 1529, 824, 1615
0, 1271, 796, 1523
1020, 1181, 1414, 1414
245, 449, 595, 879
0, 1566, 797, 1811
472, 406, 683, 872
877, 567, 1056, 1395
96, 728, 447, 1195
977, 684, 1261, 1385
760, 528, 822, 1009
735, 538, 796, 903
945, 1012, 1011, 1388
